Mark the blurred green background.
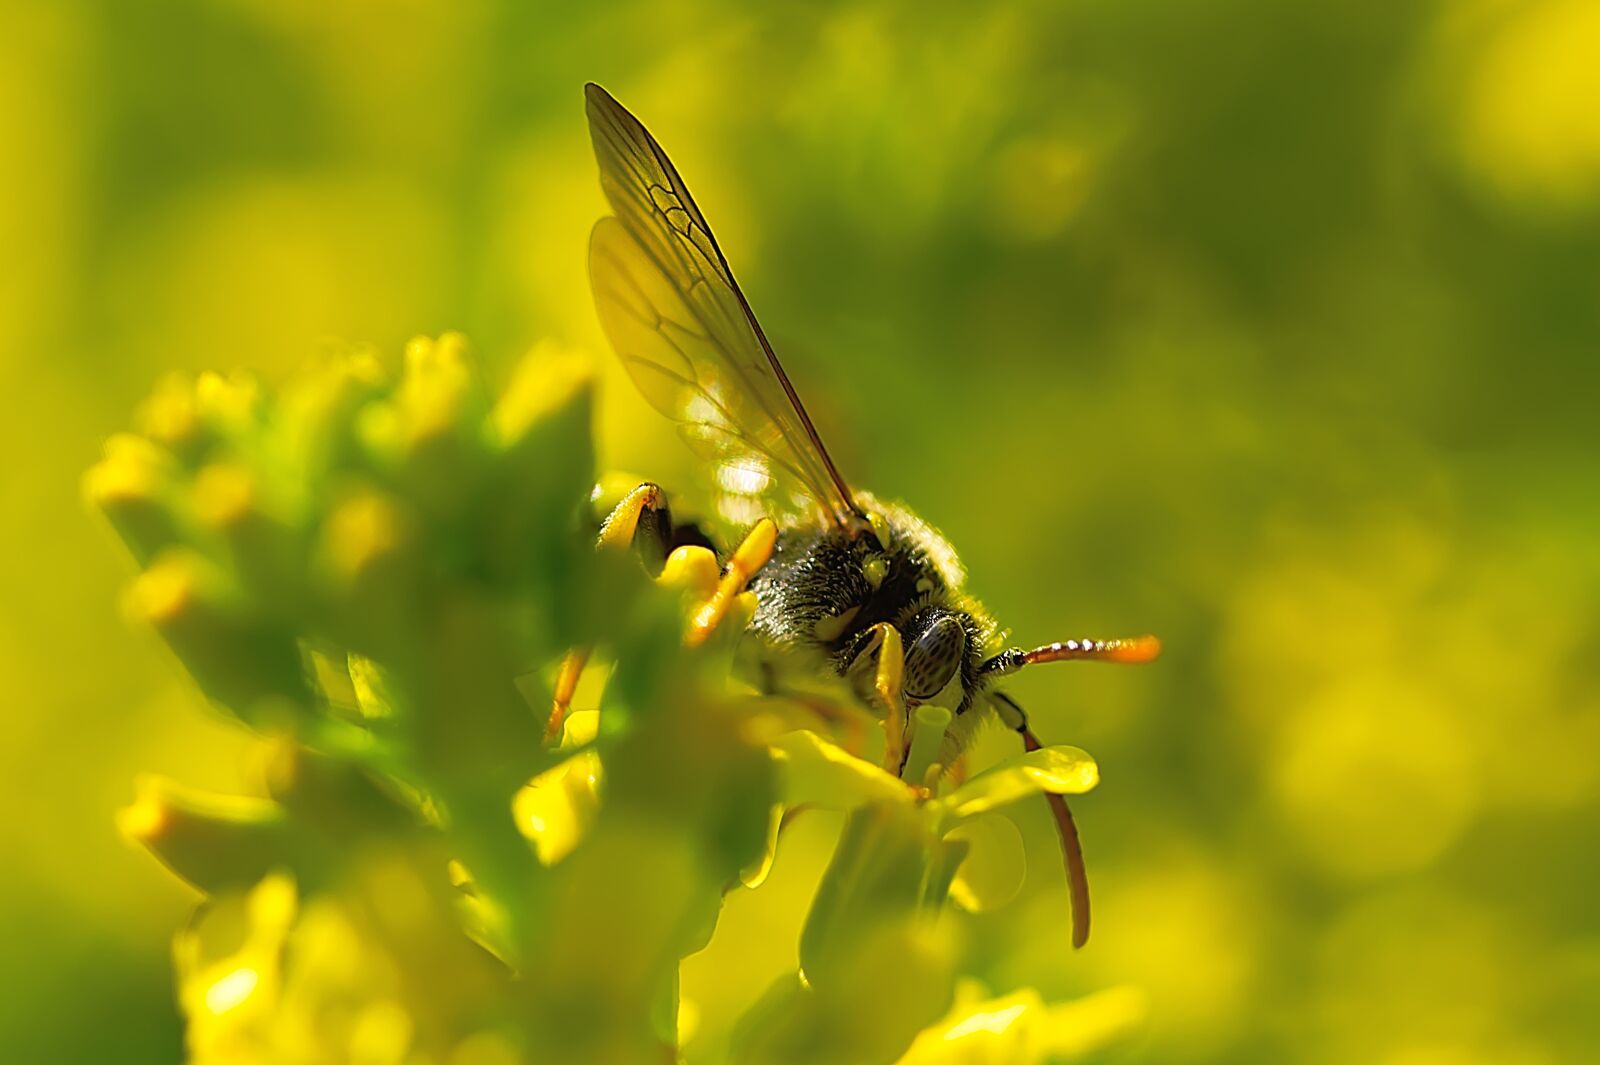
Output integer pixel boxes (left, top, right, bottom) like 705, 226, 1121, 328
4, 0, 1599, 1061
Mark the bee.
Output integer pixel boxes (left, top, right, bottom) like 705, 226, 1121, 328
577, 83, 1158, 948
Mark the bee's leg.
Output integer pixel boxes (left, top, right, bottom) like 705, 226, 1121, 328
841, 622, 909, 774
990, 689, 1091, 949
545, 648, 590, 743
546, 482, 677, 743
596, 481, 674, 572
685, 518, 776, 648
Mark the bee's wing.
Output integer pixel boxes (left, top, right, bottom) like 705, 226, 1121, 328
585, 83, 858, 529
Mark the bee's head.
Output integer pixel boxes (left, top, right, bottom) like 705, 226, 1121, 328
901, 605, 1163, 715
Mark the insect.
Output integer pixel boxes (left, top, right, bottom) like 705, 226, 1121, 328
573, 82, 1158, 948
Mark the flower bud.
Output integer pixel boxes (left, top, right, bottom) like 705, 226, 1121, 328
126, 549, 314, 727
84, 433, 183, 564
118, 775, 292, 894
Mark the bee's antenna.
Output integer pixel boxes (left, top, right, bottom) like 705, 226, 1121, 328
978, 635, 1161, 677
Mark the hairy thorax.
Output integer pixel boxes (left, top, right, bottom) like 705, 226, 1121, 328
747, 493, 999, 711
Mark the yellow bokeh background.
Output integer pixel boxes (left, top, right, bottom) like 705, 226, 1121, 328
3, 0, 1598, 1061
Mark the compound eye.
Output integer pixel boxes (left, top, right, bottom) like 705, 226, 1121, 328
904, 613, 966, 701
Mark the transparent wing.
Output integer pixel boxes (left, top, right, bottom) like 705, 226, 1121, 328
585, 82, 858, 528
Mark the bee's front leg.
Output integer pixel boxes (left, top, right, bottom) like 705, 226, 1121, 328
685, 517, 775, 648
546, 482, 678, 743
840, 622, 909, 775
595, 481, 675, 570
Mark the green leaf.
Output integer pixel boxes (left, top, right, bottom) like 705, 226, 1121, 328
939, 746, 1098, 825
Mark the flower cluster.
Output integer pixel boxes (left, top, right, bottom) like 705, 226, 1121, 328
89, 336, 1141, 1064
